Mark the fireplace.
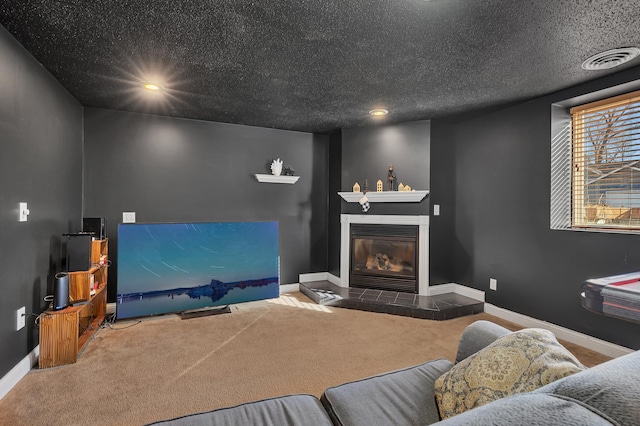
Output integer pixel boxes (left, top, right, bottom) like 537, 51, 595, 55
340, 215, 429, 295
350, 224, 418, 293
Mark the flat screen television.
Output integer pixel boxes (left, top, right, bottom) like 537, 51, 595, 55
117, 221, 279, 320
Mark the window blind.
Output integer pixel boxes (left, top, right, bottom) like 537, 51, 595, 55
571, 90, 640, 229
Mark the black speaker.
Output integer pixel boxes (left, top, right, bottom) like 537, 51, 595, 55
53, 273, 70, 310
83, 217, 106, 240
65, 233, 92, 272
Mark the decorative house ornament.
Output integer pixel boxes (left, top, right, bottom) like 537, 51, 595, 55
404, 185, 412, 191
398, 183, 405, 192
377, 180, 383, 192
353, 182, 361, 192
270, 158, 283, 176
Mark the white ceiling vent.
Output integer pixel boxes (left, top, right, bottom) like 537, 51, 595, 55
581, 47, 640, 70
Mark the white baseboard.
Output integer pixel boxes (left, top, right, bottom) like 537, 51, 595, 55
298, 272, 342, 287
279, 283, 300, 294
298, 272, 328, 282
327, 273, 342, 286
429, 283, 485, 302
0, 345, 39, 401
484, 303, 633, 358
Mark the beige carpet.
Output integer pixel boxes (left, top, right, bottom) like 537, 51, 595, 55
0, 292, 609, 425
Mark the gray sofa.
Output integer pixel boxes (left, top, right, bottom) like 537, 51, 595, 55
152, 320, 640, 426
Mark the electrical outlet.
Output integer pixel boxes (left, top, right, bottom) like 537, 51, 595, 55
489, 278, 497, 291
16, 307, 25, 331
122, 212, 136, 223
433, 204, 440, 216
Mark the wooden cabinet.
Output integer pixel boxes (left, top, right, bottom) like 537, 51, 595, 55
39, 239, 108, 368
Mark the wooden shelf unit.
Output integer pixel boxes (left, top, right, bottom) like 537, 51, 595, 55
39, 239, 108, 369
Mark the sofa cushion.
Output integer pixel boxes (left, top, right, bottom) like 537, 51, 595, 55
434, 328, 585, 420
148, 394, 333, 426
321, 358, 453, 426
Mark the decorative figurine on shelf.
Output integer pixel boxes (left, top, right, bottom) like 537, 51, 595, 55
282, 165, 296, 176
353, 182, 360, 192
376, 180, 383, 192
363, 179, 369, 193
404, 184, 412, 191
270, 158, 283, 176
387, 165, 396, 191
398, 183, 405, 192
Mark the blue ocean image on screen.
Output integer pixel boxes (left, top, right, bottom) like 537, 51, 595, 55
117, 222, 279, 319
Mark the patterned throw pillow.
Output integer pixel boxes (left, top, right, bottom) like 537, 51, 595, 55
433, 328, 585, 420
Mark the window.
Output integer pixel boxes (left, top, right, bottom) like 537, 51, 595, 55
569, 90, 640, 231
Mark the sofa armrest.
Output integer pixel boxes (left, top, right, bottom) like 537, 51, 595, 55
436, 393, 614, 425
531, 350, 640, 425
455, 320, 511, 363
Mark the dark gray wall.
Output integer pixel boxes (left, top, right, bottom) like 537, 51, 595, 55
0, 26, 83, 378
429, 121, 455, 285
83, 108, 329, 301
448, 66, 640, 350
341, 121, 431, 217
328, 130, 343, 277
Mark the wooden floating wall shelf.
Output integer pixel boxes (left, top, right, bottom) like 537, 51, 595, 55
338, 190, 429, 203
254, 174, 300, 184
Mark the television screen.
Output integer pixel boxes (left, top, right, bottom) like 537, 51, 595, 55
117, 221, 279, 319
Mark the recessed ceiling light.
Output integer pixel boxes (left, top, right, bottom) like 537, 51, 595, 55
581, 47, 640, 70
142, 81, 165, 91
369, 108, 389, 117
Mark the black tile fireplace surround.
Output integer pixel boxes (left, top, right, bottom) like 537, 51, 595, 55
350, 224, 419, 293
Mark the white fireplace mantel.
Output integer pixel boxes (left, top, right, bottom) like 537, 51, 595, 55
340, 214, 429, 295
338, 191, 429, 203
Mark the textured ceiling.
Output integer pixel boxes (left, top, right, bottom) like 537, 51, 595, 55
1, 0, 640, 133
